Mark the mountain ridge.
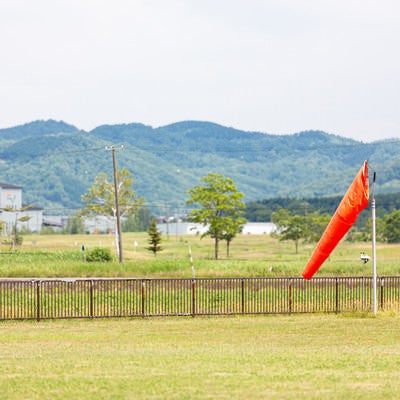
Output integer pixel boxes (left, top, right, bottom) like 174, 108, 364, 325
0, 119, 399, 214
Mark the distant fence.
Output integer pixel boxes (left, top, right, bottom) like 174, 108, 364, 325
0, 277, 399, 321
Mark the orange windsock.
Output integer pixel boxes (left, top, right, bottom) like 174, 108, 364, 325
302, 161, 369, 280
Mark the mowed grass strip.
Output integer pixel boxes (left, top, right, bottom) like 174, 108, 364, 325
1, 314, 400, 400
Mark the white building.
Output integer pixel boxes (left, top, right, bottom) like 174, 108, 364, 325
83, 215, 116, 234
157, 222, 277, 236
0, 183, 43, 234
241, 222, 277, 235
157, 222, 208, 236
43, 214, 117, 234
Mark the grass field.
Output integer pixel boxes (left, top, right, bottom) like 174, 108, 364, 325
1, 314, 400, 399
1, 234, 400, 399
1, 232, 399, 278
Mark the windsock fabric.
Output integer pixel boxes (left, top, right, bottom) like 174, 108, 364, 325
302, 161, 369, 280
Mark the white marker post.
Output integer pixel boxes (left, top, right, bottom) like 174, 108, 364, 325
189, 245, 195, 279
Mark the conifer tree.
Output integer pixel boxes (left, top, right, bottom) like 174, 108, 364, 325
147, 219, 163, 256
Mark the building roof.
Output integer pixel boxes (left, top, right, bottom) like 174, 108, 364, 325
0, 182, 22, 189
24, 205, 43, 211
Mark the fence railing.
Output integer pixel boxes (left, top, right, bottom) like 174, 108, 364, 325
1, 277, 399, 321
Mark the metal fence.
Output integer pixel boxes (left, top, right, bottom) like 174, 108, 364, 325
0, 276, 399, 321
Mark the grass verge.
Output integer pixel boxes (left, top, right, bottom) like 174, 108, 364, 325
2, 233, 400, 278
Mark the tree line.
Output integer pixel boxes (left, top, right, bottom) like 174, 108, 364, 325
245, 192, 400, 226
45, 169, 400, 261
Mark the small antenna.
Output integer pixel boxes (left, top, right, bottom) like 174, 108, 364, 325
371, 171, 376, 199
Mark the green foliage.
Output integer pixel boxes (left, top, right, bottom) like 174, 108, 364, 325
274, 213, 308, 254
80, 168, 144, 218
146, 220, 163, 256
13, 228, 24, 246
272, 209, 331, 253
221, 217, 246, 257
271, 208, 291, 226
2, 227, 23, 248
248, 196, 347, 222
63, 215, 85, 234
86, 247, 113, 262
40, 226, 57, 235
122, 207, 153, 232
186, 173, 246, 259
381, 210, 400, 243
305, 212, 331, 242
0, 205, 33, 250
358, 217, 381, 242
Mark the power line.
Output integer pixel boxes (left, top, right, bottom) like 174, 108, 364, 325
121, 139, 400, 154
4, 138, 400, 158
56, 146, 107, 154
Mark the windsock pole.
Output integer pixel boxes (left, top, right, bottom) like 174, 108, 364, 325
371, 172, 377, 315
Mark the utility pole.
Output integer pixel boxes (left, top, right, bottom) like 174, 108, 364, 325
106, 145, 124, 263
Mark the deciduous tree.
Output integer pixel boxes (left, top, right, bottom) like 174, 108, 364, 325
186, 173, 246, 259
381, 210, 400, 243
0, 204, 32, 250
272, 209, 308, 253
80, 168, 144, 257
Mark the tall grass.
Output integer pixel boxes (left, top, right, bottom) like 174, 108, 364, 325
1, 232, 399, 278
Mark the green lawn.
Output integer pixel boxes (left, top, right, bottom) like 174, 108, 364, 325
1, 234, 399, 399
1, 314, 400, 399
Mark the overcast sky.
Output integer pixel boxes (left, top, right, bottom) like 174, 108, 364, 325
1, 0, 399, 142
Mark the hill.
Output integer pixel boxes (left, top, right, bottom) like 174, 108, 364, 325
0, 119, 79, 140
0, 119, 399, 215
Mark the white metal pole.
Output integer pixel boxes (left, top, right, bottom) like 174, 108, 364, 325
371, 172, 377, 315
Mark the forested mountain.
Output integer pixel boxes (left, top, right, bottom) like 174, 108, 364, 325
0, 120, 79, 140
0, 119, 399, 216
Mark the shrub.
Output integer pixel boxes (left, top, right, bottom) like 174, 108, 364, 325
86, 247, 113, 262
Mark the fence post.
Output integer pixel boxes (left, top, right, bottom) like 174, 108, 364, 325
89, 280, 94, 318
241, 278, 245, 314
289, 279, 293, 314
141, 280, 146, 317
36, 280, 41, 322
191, 279, 196, 317
335, 278, 339, 314
380, 278, 385, 311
